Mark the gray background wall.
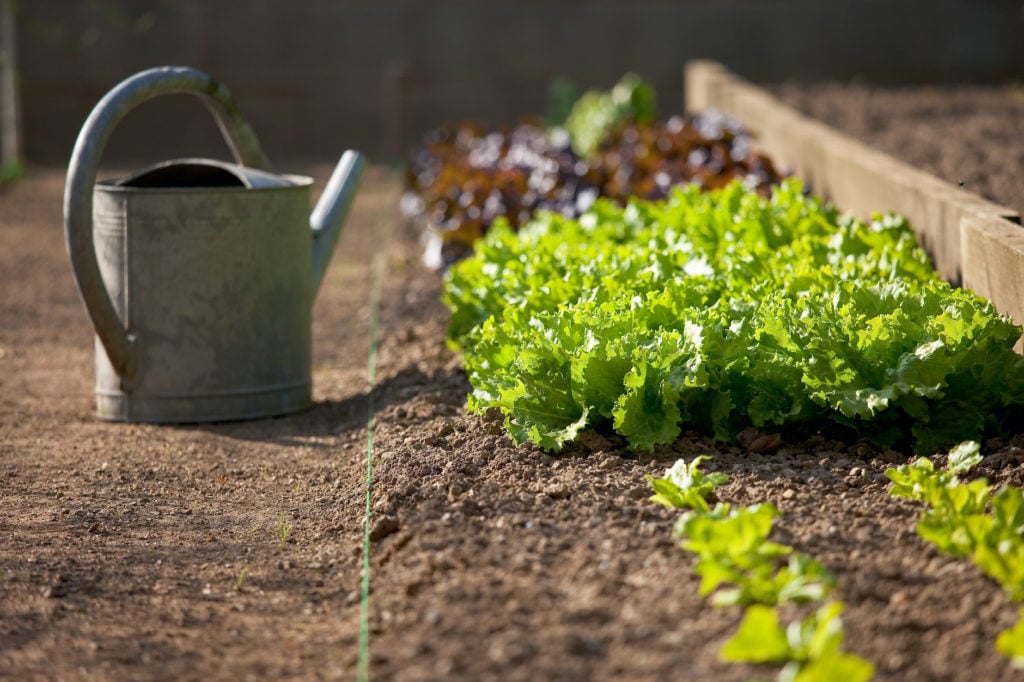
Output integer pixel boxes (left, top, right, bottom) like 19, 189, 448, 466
13, 0, 1024, 166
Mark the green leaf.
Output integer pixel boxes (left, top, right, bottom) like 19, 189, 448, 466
917, 511, 989, 557
947, 440, 982, 474
500, 371, 590, 452
885, 458, 938, 503
974, 536, 1024, 602
790, 652, 876, 682
720, 605, 792, 663
997, 610, 1024, 668
722, 602, 871, 677
664, 456, 729, 497
648, 458, 728, 513
612, 359, 684, 451
681, 503, 825, 606
571, 347, 632, 419
775, 554, 836, 604
564, 73, 657, 158
647, 475, 710, 513
887, 444, 1024, 620
991, 486, 1024, 536
799, 601, 846, 661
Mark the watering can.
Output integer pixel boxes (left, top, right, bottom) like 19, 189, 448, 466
63, 66, 365, 423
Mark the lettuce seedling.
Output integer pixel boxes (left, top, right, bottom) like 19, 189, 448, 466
650, 457, 872, 679
680, 504, 835, 607
721, 602, 875, 682
887, 441, 1024, 663
647, 456, 729, 513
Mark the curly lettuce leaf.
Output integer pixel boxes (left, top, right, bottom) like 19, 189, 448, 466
563, 72, 657, 158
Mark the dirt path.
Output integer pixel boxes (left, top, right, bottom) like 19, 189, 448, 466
2, 157, 1024, 681
1, 166, 388, 679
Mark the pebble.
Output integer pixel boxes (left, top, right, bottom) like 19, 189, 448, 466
543, 484, 571, 499
369, 515, 400, 540
40, 583, 67, 599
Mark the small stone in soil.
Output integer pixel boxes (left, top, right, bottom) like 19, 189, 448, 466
40, 584, 67, 598
543, 484, 571, 499
749, 433, 783, 453
370, 515, 400, 541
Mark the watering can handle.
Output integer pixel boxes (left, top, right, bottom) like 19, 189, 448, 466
63, 66, 271, 380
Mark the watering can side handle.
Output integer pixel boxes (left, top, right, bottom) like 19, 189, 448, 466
63, 66, 270, 380
310, 150, 367, 298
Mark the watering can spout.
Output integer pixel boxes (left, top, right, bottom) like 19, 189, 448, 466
311, 150, 366, 296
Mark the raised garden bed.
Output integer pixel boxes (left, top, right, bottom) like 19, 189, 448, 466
2, 64, 1024, 681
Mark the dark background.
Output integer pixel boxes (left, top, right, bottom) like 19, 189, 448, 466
12, 0, 1024, 167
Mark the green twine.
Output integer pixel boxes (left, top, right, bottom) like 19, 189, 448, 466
357, 187, 388, 682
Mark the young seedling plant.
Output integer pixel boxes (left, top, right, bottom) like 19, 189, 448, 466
886, 441, 1024, 666
235, 564, 250, 591
276, 512, 293, 546
649, 457, 875, 681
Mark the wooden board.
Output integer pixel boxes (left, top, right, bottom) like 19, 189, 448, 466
685, 60, 1024, 348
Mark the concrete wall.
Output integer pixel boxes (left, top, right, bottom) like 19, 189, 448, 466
14, 0, 1024, 166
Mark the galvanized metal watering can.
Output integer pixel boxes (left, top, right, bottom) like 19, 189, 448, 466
63, 66, 365, 422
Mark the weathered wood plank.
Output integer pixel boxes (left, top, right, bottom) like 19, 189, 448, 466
962, 215, 1024, 350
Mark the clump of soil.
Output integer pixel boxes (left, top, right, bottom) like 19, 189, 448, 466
3, 115, 1024, 681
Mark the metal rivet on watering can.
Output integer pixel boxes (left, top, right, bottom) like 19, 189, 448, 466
63, 66, 366, 423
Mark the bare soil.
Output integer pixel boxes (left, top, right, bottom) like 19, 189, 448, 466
3, 84, 1024, 681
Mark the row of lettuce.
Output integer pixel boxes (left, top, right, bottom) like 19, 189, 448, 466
888, 441, 1024, 665
649, 457, 874, 681
648, 443, 1024, 678
444, 179, 1024, 454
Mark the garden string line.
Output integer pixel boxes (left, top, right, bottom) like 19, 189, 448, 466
358, 180, 392, 682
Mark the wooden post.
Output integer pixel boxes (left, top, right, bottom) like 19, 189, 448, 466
0, 0, 22, 171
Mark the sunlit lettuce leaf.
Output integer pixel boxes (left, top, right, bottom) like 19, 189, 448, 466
647, 456, 729, 513
722, 601, 873, 681
997, 610, 1024, 669
887, 448, 1024, 666
720, 605, 791, 663
789, 652, 876, 682
947, 441, 983, 474
564, 73, 657, 158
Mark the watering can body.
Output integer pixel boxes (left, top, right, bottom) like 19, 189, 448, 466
64, 67, 365, 422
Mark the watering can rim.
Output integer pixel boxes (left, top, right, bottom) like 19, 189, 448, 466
96, 157, 314, 193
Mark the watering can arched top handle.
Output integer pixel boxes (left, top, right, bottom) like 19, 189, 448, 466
63, 66, 271, 380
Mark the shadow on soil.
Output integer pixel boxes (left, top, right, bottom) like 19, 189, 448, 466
191, 365, 469, 447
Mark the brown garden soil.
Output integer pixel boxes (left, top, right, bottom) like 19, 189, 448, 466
3, 84, 1024, 681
